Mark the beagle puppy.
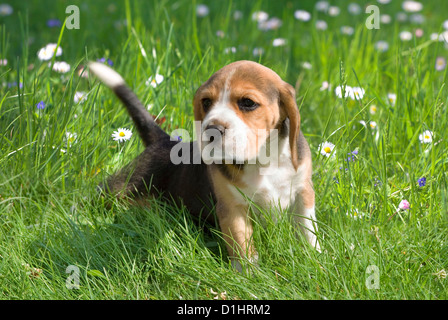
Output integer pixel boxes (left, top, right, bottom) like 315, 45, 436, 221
89, 60, 320, 272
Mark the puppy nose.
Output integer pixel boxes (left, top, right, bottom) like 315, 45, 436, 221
205, 124, 225, 143
205, 124, 225, 135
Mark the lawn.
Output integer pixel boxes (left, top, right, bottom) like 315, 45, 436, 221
0, 0, 447, 300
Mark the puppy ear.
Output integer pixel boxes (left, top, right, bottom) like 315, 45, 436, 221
279, 82, 300, 171
193, 92, 204, 122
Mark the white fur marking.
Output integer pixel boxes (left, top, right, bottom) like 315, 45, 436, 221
88, 62, 125, 88
201, 71, 251, 163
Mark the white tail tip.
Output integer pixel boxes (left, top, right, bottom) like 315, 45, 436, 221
88, 61, 125, 88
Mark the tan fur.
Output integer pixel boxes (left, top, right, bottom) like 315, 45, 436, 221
208, 166, 255, 262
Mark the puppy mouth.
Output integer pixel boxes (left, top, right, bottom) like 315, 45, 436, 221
201, 135, 247, 163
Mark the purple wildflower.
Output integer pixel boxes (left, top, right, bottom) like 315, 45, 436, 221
36, 101, 46, 109
345, 150, 358, 162
47, 19, 62, 28
97, 57, 114, 66
7, 81, 23, 89
418, 177, 426, 187
374, 177, 382, 187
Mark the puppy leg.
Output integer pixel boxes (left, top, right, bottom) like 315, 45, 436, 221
293, 183, 321, 252
216, 203, 257, 272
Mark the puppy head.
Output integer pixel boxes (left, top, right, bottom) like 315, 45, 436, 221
193, 60, 300, 169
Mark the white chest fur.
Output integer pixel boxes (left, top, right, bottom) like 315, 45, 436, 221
227, 140, 306, 212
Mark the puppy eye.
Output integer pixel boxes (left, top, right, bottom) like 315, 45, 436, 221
238, 98, 258, 111
202, 98, 213, 112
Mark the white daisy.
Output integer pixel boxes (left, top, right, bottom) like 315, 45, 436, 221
443, 20, 448, 30
302, 62, 312, 70
402, 1, 423, 13
253, 47, 265, 56
0, 4, 13, 16
224, 47, 237, 54
112, 128, 133, 142
146, 74, 164, 88
315, 20, 328, 30
387, 93, 397, 106
294, 10, 311, 22
319, 141, 335, 157
410, 13, 425, 24
369, 105, 378, 115
216, 30, 225, 38
233, 10, 243, 20
328, 6, 341, 16
439, 31, 448, 43
252, 11, 269, 23
399, 31, 413, 41
65, 132, 77, 147
419, 130, 434, 144
74, 91, 88, 104
346, 208, 365, 220
396, 12, 408, 22
315, 1, 330, 12
51, 61, 71, 73
430, 33, 440, 41
37, 43, 63, 61
335, 85, 352, 98
350, 86, 365, 100
320, 81, 331, 91
348, 3, 361, 15
369, 121, 377, 130
341, 26, 355, 36
196, 4, 209, 17
380, 14, 392, 24
375, 40, 389, 52
258, 17, 282, 31
341, 26, 354, 35
272, 38, 286, 47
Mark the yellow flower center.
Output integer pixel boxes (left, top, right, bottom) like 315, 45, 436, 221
119, 131, 125, 137
324, 147, 331, 153
425, 135, 430, 139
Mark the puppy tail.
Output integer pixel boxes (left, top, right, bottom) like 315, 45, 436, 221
88, 61, 168, 146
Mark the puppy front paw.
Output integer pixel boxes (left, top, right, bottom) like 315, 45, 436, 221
230, 253, 259, 274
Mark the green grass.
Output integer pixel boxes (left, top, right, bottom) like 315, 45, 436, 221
1, 0, 448, 299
